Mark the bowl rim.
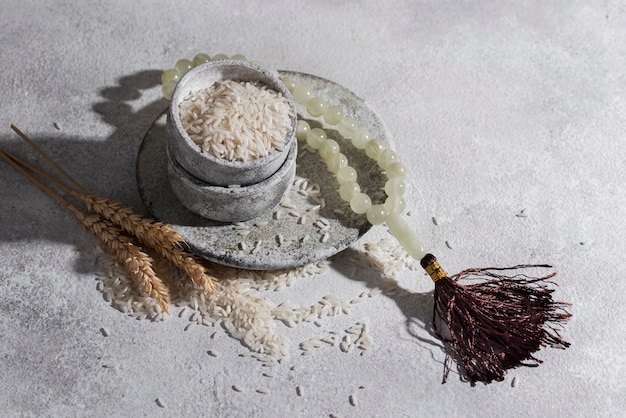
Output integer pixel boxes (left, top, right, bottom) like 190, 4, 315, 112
168, 59, 297, 170
168, 138, 298, 198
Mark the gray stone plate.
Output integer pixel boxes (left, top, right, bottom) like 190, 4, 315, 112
136, 71, 391, 270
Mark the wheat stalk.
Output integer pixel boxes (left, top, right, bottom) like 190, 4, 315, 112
0, 150, 171, 312
6, 128, 218, 293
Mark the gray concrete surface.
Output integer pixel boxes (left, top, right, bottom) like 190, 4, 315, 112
1, 1, 624, 417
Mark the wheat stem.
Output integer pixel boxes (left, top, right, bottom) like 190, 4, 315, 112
0, 150, 170, 312
10, 125, 89, 195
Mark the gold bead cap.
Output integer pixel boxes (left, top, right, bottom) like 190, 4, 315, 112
420, 253, 447, 283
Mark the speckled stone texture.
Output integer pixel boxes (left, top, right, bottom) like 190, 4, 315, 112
167, 134, 296, 222
137, 71, 392, 269
1, 1, 625, 417
167, 60, 296, 187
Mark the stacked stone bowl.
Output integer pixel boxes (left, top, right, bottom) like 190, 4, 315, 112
166, 60, 297, 222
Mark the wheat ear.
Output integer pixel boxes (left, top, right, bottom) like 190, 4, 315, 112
84, 196, 217, 293
4, 139, 218, 293
0, 151, 171, 313
73, 210, 171, 313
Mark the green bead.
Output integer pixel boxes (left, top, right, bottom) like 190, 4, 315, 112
384, 195, 407, 215
350, 193, 372, 215
292, 85, 312, 104
377, 149, 398, 169
307, 96, 327, 117
231, 54, 247, 61
319, 139, 340, 159
211, 53, 229, 60
281, 76, 297, 93
324, 105, 344, 125
161, 80, 177, 100
365, 139, 385, 159
351, 127, 370, 149
306, 128, 326, 149
325, 152, 348, 174
296, 120, 310, 142
336, 166, 357, 184
161, 68, 180, 85
174, 59, 192, 75
338, 117, 357, 137
366, 204, 389, 225
384, 178, 406, 197
192, 53, 211, 67
386, 162, 407, 179
339, 181, 360, 202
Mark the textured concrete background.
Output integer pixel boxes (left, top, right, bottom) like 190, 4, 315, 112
1, 1, 624, 416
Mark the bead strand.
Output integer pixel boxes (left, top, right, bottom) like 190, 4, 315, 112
160, 53, 280, 100
161, 54, 425, 260
280, 76, 424, 260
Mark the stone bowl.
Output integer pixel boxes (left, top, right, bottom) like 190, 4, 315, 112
166, 59, 296, 187
167, 139, 297, 222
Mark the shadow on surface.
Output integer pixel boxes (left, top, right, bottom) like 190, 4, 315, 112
329, 247, 448, 372
0, 70, 168, 268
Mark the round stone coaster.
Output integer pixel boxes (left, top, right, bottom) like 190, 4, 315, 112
136, 71, 391, 270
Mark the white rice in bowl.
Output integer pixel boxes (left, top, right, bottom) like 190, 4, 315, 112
179, 79, 293, 162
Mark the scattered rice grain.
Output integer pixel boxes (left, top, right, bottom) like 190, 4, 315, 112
349, 394, 357, 406
207, 350, 220, 357
256, 388, 270, 395
232, 385, 244, 392
321, 233, 329, 243
156, 398, 166, 408
100, 327, 110, 337
296, 385, 303, 396
368, 287, 383, 297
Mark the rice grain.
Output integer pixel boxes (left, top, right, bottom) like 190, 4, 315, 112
179, 80, 292, 162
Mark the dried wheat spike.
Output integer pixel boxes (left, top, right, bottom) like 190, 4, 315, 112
1, 148, 217, 294
72, 208, 171, 313
84, 195, 217, 293
84, 195, 184, 248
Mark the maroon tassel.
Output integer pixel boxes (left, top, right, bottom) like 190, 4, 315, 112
420, 253, 571, 385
